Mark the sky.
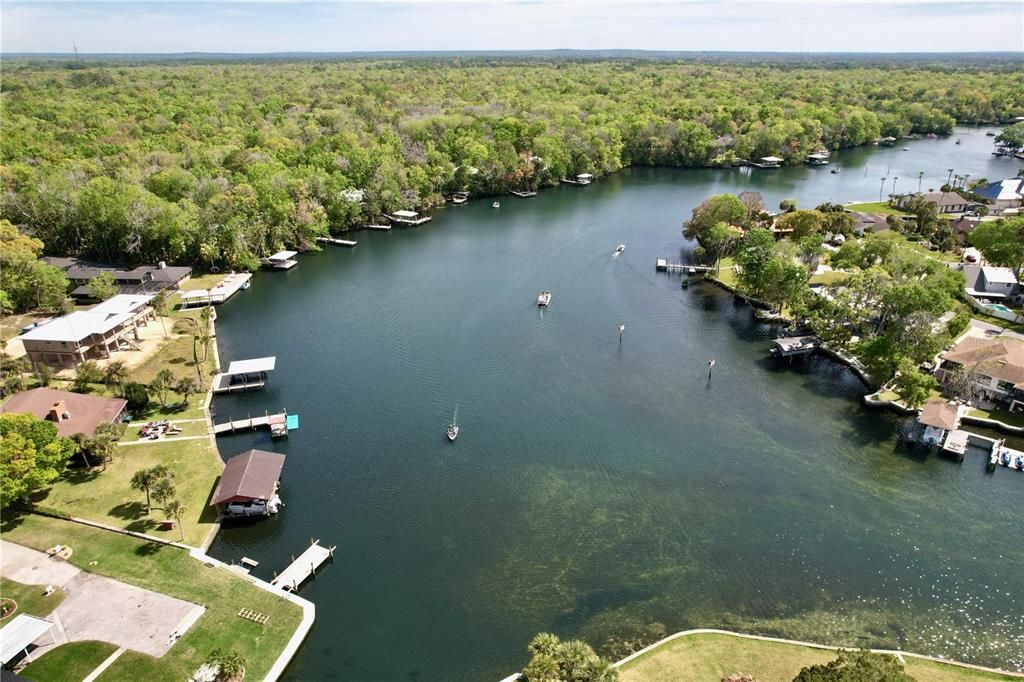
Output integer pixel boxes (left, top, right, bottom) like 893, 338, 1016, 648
1, 0, 1022, 54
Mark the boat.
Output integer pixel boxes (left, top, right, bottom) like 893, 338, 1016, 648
241, 280, 251, 290
955, 139, 962, 145
986, 131, 996, 137
451, 194, 468, 205
447, 405, 459, 442
830, 168, 840, 174
902, 146, 911, 151
492, 201, 501, 209
615, 244, 626, 253
537, 290, 552, 307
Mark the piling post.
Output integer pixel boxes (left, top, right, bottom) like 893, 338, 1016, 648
618, 323, 625, 344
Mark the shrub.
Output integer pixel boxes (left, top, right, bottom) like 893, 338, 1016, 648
123, 382, 150, 414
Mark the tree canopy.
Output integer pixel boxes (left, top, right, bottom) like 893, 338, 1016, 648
0, 412, 76, 507
1, 57, 1019, 270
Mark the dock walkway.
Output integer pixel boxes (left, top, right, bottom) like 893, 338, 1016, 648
316, 236, 357, 247
656, 258, 713, 273
271, 540, 336, 592
212, 412, 287, 436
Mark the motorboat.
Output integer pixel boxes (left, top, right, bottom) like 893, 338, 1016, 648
830, 168, 841, 174
492, 201, 501, 209
955, 139, 962, 145
537, 290, 552, 307
902, 146, 911, 151
615, 244, 626, 253
447, 423, 459, 442
241, 280, 251, 290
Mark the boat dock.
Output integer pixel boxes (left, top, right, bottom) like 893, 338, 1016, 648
212, 410, 297, 436
510, 190, 537, 198
990, 442, 1024, 471
771, 336, 819, 358
212, 356, 276, 394
388, 210, 432, 226
261, 250, 298, 270
656, 258, 713, 273
178, 272, 252, 308
364, 224, 392, 231
271, 540, 336, 592
316, 236, 357, 247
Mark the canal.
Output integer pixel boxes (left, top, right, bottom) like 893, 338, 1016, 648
210, 127, 1024, 680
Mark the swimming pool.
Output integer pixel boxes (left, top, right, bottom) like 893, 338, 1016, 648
986, 303, 1013, 313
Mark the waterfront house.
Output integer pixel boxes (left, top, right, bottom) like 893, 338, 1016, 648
210, 449, 286, 517
917, 398, 963, 446
973, 177, 1024, 214
849, 211, 891, 235
935, 336, 1024, 411
16, 294, 155, 368
892, 191, 977, 215
42, 257, 192, 301
1, 387, 127, 437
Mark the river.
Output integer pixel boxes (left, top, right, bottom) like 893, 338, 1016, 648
209, 127, 1023, 680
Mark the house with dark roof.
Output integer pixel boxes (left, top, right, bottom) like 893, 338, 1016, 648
848, 211, 892, 235
935, 336, 1024, 411
41, 257, 191, 300
1, 387, 126, 437
963, 264, 1020, 301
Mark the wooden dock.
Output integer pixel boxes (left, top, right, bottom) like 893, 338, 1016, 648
510, 190, 537, 198
316, 236, 357, 247
364, 224, 392, 231
213, 412, 287, 435
656, 258, 712, 273
271, 540, 336, 592
213, 374, 265, 393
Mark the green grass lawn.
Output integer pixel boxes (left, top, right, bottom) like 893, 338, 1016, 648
0, 579, 66, 618
968, 407, 1024, 428
809, 270, 850, 286
618, 633, 1018, 682
711, 257, 739, 289
20, 641, 119, 682
1, 514, 303, 682
33, 437, 222, 547
845, 201, 911, 216
178, 273, 227, 292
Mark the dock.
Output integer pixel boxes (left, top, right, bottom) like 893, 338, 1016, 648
770, 336, 819, 358
178, 272, 252, 308
213, 411, 290, 435
271, 540, 336, 592
261, 250, 298, 270
943, 429, 971, 457
388, 210, 432, 226
316, 236, 357, 247
656, 258, 712, 273
364, 224, 392, 231
212, 356, 276, 394
510, 190, 537, 198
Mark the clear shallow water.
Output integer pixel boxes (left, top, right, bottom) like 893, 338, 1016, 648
210, 128, 1023, 681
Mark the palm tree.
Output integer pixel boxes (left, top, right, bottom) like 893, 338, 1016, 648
917, 170, 924, 192
205, 649, 246, 682
151, 476, 177, 511
164, 499, 186, 542
175, 376, 198, 407
151, 292, 170, 339
104, 360, 128, 395
879, 177, 886, 203
528, 633, 561, 657
130, 464, 171, 513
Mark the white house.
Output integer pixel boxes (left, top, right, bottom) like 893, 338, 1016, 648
974, 177, 1024, 213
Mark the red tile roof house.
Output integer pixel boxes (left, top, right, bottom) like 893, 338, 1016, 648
1, 387, 127, 437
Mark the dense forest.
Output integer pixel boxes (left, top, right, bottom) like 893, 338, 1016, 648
2, 57, 1022, 270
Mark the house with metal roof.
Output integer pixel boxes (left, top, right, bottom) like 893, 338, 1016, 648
16, 295, 155, 368
974, 177, 1024, 213
41, 258, 192, 300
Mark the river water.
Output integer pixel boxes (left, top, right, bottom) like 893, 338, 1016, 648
210, 128, 1023, 681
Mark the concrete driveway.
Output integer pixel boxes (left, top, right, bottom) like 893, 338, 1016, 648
1, 539, 204, 658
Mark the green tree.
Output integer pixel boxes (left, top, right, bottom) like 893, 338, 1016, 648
683, 194, 748, 248
104, 360, 129, 393
151, 292, 170, 339
775, 209, 824, 239
164, 499, 187, 542
175, 376, 199, 407
793, 649, 915, 682
130, 464, 172, 513
893, 359, 938, 408
0, 413, 76, 507
150, 369, 175, 408
735, 227, 777, 296
945, 309, 971, 338
521, 633, 617, 682
33, 361, 53, 388
703, 221, 737, 273
995, 122, 1024, 152
204, 649, 246, 682
88, 421, 124, 471
122, 382, 150, 414
88, 271, 118, 301
151, 476, 177, 510
969, 217, 1024, 271
72, 360, 104, 393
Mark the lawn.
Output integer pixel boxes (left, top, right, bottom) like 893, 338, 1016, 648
1, 514, 304, 682
618, 632, 1018, 682
809, 270, 850, 285
178, 273, 227, 292
968, 407, 1024, 429
845, 201, 912, 216
33, 436, 223, 548
711, 257, 739, 289
0, 579, 66, 618
20, 641, 119, 682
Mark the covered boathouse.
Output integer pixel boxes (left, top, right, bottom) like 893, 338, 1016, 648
211, 449, 286, 518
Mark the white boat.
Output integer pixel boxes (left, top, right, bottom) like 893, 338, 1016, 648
447, 423, 459, 441
830, 168, 841, 174
615, 244, 626, 253
492, 201, 501, 209
537, 290, 552, 307
241, 280, 251, 290
902, 146, 911, 151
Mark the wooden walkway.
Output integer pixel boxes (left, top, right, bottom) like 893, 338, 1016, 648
655, 258, 713, 273
212, 413, 286, 435
271, 540, 336, 592
316, 236, 357, 247
364, 224, 392, 231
